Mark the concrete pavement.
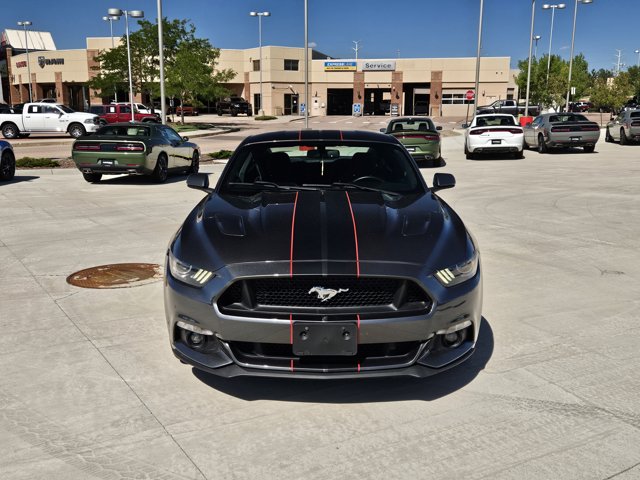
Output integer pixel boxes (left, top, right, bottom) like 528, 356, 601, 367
2, 128, 640, 479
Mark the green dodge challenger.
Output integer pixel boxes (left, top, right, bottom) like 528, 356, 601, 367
72, 123, 200, 183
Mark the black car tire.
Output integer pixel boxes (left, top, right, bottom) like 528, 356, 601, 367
464, 143, 474, 160
538, 134, 548, 153
68, 123, 86, 138
620, 128, 628, 145
514, 149, 524, 159
583, 145, 595, 153
0, 149, 16, 181
217, 109, 223, 116
152, 154, 168, 183
2, 123, 20, 139
605, 127, 613, 143
82, 172, 102, 183
231, 109, 238, 117
189, 151, 200, 174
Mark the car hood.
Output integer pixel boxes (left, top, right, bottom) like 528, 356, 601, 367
174, 189, 471, 277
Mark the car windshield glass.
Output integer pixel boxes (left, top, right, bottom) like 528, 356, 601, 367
390, 120, 435, 132
220, 141, 424, 196
96, 125, 150, 136
59, 105, 75, 113
475, 116, 515, 126
549, 114, 589, 122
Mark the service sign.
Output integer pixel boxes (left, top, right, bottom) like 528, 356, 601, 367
37, 56, 65, 68
324, 61, 357, 72
361, 61, 396, 71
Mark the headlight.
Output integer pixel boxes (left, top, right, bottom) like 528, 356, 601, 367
168, 250, 214, 287
84, 118, 96, 124
434, 250, 479, 287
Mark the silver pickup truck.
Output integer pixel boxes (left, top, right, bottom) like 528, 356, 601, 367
0, 102, 100, 139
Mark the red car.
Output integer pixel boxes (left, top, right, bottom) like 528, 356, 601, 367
175, 105, 198, 116
89, 104, 160, 125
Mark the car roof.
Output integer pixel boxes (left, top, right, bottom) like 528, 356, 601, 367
238, 129, 401, 147
390, 116, 434, 121
475, 113, 515, 118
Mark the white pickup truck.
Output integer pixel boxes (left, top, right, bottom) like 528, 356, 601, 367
0, 102, 100, 139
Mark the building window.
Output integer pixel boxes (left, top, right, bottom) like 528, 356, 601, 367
507, 88, 515, 100
441, 93, 473, 105
284, 59, 299, 71
253, 60, 260, 71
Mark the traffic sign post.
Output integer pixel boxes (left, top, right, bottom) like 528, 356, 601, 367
465, 90, 475, 125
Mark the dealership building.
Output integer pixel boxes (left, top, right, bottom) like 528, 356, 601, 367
1, 30, 518, 116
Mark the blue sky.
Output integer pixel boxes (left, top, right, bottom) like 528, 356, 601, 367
4, 0, 636, 72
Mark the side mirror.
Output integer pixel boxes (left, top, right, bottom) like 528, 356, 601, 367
182, 136, 189, 142
432, 173, 455, 192
526, 121, 532, 127
379, 128, 386, 133
436, 125, 443, 131
461, 123, 469, 129
187, 173, 214, 193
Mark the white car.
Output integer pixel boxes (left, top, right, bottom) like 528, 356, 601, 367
463, 114, 524, 159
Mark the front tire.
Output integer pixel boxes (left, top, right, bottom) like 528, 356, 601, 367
538, 134, 548, 153
188, 151, 199, 174
620, 128, 629, 145
68, 123, 86, 138
152, 154, 168, 183
2, 123, 20, 139
0, 149, 16, 181
605, 127, 613, 143
82, 172, 102, 183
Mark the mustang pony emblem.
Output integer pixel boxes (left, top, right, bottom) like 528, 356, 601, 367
308, 287, 349, 302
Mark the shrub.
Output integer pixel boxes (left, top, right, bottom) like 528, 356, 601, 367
254, 115, 277, 121
16, 157, 59, 168
209, 150, 233, 159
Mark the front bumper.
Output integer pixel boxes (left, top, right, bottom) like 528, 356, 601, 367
164, 261, 483, 378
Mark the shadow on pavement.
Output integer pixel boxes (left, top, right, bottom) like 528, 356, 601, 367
97, 173, 191, 186
3, 175, 39, 184
194, 317, 493, 403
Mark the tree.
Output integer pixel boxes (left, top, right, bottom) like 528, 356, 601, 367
88, 18, 234, 108
165, 39, 235, 123
589, 74, 632, 113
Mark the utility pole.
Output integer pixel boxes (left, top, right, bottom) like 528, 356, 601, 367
352, 40, 361, 61
614, 49, 624, 76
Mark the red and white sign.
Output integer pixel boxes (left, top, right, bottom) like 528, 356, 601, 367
465, 90, 475, 101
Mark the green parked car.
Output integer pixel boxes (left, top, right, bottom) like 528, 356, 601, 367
380, 116, 442, 166
72, 122, 200, 183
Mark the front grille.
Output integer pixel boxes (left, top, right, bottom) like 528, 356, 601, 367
217, 276, 432, 317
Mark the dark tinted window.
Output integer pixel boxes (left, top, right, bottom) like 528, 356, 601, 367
89, 106, 104, 114
389, 119, 436, 131
96, 125, 151, 136
222, 141, 424, 195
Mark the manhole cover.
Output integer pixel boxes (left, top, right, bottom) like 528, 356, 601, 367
67, 263, 163, 289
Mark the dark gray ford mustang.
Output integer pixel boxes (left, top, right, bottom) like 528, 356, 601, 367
164, 130, 482, 378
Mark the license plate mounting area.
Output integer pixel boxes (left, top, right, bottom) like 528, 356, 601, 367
292, 322, 357, 356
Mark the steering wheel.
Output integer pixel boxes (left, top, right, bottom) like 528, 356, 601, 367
353, 176, 384, 185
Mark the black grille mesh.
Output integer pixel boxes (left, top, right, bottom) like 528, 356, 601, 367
218, 276, 431, 311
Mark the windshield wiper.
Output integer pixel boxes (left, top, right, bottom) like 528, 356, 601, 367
329, 182, 401, 197
227, 181, 318, 192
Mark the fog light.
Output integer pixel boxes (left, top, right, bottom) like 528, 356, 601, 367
441, 330, 465, 349
189, 332, 204, 346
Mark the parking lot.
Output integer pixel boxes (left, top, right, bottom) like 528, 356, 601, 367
2, 124, 640, 479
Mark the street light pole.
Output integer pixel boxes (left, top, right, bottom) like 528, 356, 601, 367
565, 0, 593, 111
542, 3, 566, 83
108, 8, 144, 122
635, 49, 640, 68
17, 21, 32, 102
157, 0, 166, 124
250, 11, 270, 117
525, 0, 536, 117
102, 15, 120, 102
304, 0, 309, 128
473, 0, 484, 116
534, 35, 542, 58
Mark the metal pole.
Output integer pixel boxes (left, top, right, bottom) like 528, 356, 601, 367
110, 19, 118, 103
259, 15, 263, 116
473, 0, 484, 116
304, 0, 309, 128
158, 0, 166, 124
525, 0, 536, 117
124, 11, 136, 122
565, 0, 578, 111
546, 6, 556, 82
24, 25, 32, 102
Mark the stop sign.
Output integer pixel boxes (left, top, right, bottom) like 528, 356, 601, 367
465, 90, 475, 101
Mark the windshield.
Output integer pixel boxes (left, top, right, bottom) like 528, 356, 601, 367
59, 105, 75, 114
389, 119, 436, 132
220, 141, 424, 196
475, 115, 516, 127
548, 114, 589, 122
96, 125, 151, 137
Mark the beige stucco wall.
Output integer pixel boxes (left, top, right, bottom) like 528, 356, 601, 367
10, 49, 90, 84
